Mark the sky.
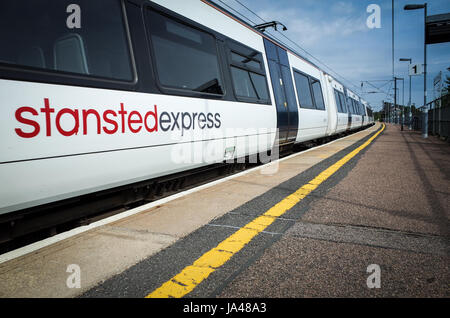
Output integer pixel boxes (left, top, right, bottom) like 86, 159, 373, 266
216, 0, 450, 111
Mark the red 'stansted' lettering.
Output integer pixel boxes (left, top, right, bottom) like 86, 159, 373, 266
15, 107, 40, 138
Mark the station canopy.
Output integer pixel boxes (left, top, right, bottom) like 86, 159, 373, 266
426, 13, 450, 44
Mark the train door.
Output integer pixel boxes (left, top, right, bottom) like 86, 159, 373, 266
343, 89, 352, 130
264, 38, 298, 144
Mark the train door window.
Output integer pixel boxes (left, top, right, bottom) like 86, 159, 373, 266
338, 92, 348, 113
334, 90, 342, 112
311, 78, 325, 110
293, 71, 315, 109
0, 0, 133, 81
146, 8, 224, 96
347, 97, 355, 114
227, 41, 270, 103
354, 100, 360, 115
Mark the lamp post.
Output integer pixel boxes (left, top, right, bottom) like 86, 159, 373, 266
404, 3, 427, 138
399, 58, 412, 129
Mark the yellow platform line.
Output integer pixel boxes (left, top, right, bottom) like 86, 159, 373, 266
146, 124, 385, 298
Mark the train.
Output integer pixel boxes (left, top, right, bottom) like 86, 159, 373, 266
0, 0, 374, 242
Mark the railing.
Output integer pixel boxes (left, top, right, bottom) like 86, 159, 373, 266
427, 94, 450, 139
405, 94, 449, 140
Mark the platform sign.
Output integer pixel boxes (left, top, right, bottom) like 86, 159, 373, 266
409, 63, 423, 76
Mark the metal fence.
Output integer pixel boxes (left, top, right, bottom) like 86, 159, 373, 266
428, 94, 450, 139
409, 94, 450, 140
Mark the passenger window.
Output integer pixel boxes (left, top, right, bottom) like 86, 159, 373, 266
294, 71, 315, 109
231, 66, 257, 98
231, 52, 261, 70
250, 72, 269, 100
227, 42, 270, 103
0, 0, 133, 81
146, 8, 224, 95
311, 78, 325, 110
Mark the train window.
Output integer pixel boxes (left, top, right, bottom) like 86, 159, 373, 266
338, 92, 348, 113
231, 52, 261, 70
227, 40, 270, 103
354, 100, 361, 115
294, 71, 315, 109
230, 66, 269, 101
0, 0, 133, 81
334, 89, 347, 113
146, 9, 224, 95
230, 66, 257, 98
358, 102, 363, 115
250, 72, 269, 100
311, 78, 325, 110
347, 97, 355, 114
334, 90, 342, 112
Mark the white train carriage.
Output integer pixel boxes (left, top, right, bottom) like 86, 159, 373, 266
0, 0, 279, 216
362, 100, 374, 125
0, 0, 374, 237
288, 53, 329, 143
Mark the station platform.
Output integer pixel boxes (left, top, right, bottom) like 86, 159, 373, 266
1, 122, 448, 298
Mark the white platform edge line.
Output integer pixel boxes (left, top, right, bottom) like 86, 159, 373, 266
0, 125, 378, 264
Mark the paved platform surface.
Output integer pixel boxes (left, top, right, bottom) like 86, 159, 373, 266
218, 124, 450, 297
1, 123, 448, 298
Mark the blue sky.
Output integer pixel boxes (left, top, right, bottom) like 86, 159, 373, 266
217, 0, 450, 111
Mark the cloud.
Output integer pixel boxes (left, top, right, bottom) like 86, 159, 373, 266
330, 1, 356, 15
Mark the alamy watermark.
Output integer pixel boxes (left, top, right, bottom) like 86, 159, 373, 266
66, 264, 81, 289
168, 127, 280, 175
66, 4, 81, 29
366, 4, 381, 29
366, 264, 381, 289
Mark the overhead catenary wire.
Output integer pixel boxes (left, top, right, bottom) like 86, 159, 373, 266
230, 0, 364, 95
